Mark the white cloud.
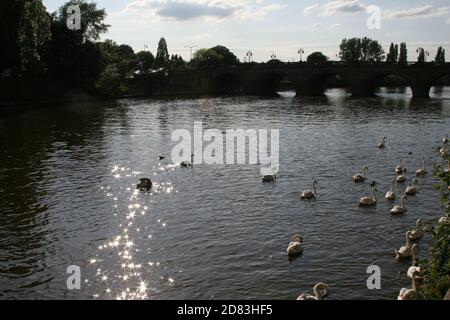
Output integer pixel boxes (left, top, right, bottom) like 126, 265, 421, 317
303, 4, 320, 15
384, 5, 450, 20
118, 0, 285, 22
330, 23, 340, 29
321, 0, 365, 16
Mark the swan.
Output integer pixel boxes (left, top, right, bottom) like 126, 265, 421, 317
415, 160, 428, 176
301, 180, 318, 200
396, 159, 404, 174
407, 244, 422, 280
181, 154, 194, 167
137, 178, 152, 191
378, 137, 386, 149
444, 134, 449, 144
353, 166, 368, 183
287, 235, 303, 257
440, 144, 448, 157
408, 219, 423, 241
398, 270, 419, 300
395, 231, 413, 260
396, 168, 407, 183
405, 179, 418, 196
390, 195, 407, 215
439, 216, 450, 225
297, 283, 330, 300
385, 180, 396, 201
359, 187, 377, 207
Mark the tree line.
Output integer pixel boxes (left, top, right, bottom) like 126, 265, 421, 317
1, 1, 447, 99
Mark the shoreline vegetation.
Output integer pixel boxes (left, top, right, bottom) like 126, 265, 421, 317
1, 0, 450, 106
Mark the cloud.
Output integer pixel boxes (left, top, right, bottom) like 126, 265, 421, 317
330, 23, 340, 29
384, 5, 450, 20
119, 0, 285, 21
312, 22, 321, 28
303, 4, 320, 15
321, 0, 365, 16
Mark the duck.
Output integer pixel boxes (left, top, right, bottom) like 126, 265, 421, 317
353, 166, 368, 183
396, 159, 405, 174
301, 180, 318, 200
378, 137, 386, 149
415, 160, 428, 176
408, 219, 423, 241
287, 235, 303, 257
181, 154, 194, 167
297, 283, 330, 300
137, 178, 152, 191
407, 244, 422, 281
396, 168, 407, 183
398, 270, 419, 300
385, 180, 396, 201
390, 195, 407, 215
405, 179, 418, 196
359, 187, 377, 207
395, 231, 413, 260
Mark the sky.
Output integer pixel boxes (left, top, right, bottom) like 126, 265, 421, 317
42, 0, 450, 62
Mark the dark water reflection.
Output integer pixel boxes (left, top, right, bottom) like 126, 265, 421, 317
0, 89, 449, 300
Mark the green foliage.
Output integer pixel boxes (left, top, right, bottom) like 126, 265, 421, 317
191, 46, 238, 68
420, 151, 450, 300
399, 43, 408, 64
155, 37, 169, 68
53, 0, 109, 43
339, 37, 385, 63
168, 54, 186, 71
307, 52, 328, 64
136, 51, 155, 71
417, 48, 426, 63
95, 64, 127, 97
386, 43, 399, 63
435, 47, 446, 64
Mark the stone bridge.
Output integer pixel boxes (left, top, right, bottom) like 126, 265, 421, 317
132, 62, 450, 98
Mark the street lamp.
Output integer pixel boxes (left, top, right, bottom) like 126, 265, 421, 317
246, 51, 253, 63
185, 45, 198, 61
298, 48, 305, 61
270, 53, 277, 60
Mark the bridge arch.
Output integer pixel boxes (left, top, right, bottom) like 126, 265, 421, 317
257, 72, 296, 96
429, 74, 450, 98
372, 73, 412, 98
296, 72, 351, 97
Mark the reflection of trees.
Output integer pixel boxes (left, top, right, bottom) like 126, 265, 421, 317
0, 101, 119, 298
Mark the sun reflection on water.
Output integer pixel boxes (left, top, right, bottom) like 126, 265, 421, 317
89, 164, 178, 300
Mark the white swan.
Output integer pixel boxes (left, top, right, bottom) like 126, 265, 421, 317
353, 166, 368, 183
407, 244, 422, 280
415, 160, 428, 176
395, 231, 413, 260
181, 154, 194, 167
378, 137, 386, 149
405, 179, 418, 196
301, 180, 318, 200
408, 219, 423, 241
297, 283, 330, 300
287, 235, 303, 257
359, 187, 377, 207
385, 180, 396, 201
395, 159, 404, 174
398, 270, 419, 300
439, 216, 450, 225
390, 195, 407, 215
396, 168, 407, 183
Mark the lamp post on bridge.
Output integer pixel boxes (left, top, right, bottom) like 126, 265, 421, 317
246, 51, 253, 63
298, 48, 305, 62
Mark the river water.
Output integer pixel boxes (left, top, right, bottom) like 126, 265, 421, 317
1, 88, 449, 300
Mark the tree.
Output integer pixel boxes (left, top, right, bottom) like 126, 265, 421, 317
209, 46, 238, 66
435, 46, 446, 64
136, 51, 155, 70
191, 46, 238, 68
53, 0, 109, 44
399, 43, 408, 64
339, 37, 385, 63
155, 37, 169, 68
0, 0, 51, 75
307, 52, 328, 64
386, 43, 399, 63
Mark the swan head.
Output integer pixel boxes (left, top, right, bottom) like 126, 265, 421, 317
314, 283, 331, 300
416, 219, 423, 227
412, 178, 418, 186
313, 179, 318, 185
401, 194, 408, 201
